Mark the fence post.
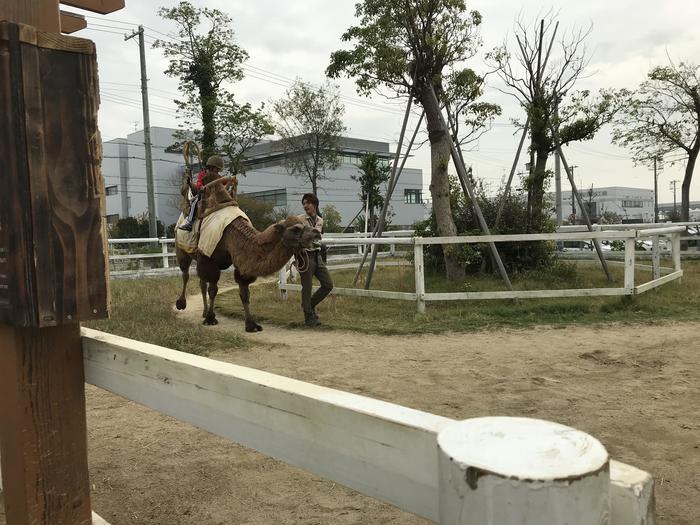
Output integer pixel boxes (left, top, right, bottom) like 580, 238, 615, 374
651, 236, 660, 281
414, 239, 425, 313
624, 238, 635, 294
278, 260, 288, 301
437, 417, 610, 525
672, 233, 682, 273
161, 240, 169, 269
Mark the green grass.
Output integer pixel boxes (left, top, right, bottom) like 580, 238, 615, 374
216, 260, 700, 334
83, 276, 247, 356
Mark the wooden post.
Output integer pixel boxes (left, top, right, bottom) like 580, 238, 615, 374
161, 240, 170, 269
672, 233, 682, 273
0, 15, 110, 525
278, 262, 288, 301
437, 417, 610, 525
624, 238, 636, 294
652, 236, 660, 281
414, 240, 425, 313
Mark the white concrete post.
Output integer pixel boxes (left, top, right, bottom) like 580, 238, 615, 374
651, 236, 660, 281
672, 233, 682, 273
414, 240, 425, 313
161, 240, 169, 269
437, 417, 610, 525
624, 238, 636, 294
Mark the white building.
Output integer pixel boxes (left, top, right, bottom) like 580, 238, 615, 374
102, 128, 429, 229
558, 186, 655, 223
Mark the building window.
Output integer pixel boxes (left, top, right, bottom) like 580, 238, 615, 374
622, 200, 644, 208
241, 188, 287, 207
106, 185, 118, 196
404, 189, 422, 204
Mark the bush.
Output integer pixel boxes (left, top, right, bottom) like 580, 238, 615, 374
110, 214, 165, 238
413, 174, 557, 275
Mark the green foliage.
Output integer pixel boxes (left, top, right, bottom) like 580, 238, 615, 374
155, 1, 270, 164
413, 174, 556, 274
110, 215, 165, 238
320, 204, 342, 233
236, 194, 277, 230
612, 60, 700, 221
272, 80, 346, 194
599, 210, 623, 224
350, 153, 390, 230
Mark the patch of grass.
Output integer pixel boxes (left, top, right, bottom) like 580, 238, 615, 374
215, 260, 700, 334
83, 276, 247, 356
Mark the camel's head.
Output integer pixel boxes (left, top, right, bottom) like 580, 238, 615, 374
274, 216, 321, 251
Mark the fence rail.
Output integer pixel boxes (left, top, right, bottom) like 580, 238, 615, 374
81, 328, 654, 524
278, 224, 700, 312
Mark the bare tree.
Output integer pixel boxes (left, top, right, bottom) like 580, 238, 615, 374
488, 14, 620, 231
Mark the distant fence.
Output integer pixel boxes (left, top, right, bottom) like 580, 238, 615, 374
278, 223, 700, 312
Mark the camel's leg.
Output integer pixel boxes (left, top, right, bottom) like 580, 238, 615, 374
200, 279, 208, 319
203, 279, 219, 326
235, 269, 261, 332
175, 249, 192, 310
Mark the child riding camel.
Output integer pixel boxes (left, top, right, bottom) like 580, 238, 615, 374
179, 155, 235, 231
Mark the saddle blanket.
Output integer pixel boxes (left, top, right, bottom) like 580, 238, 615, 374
175, 206, 250, 257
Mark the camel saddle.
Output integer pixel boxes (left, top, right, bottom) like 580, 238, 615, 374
175, 183, 250, 256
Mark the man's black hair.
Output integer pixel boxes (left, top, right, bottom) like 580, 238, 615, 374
301, 193, 319, 208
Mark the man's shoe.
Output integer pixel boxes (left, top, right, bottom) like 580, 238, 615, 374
179, 222, 193, 232
304, 312, 320, 327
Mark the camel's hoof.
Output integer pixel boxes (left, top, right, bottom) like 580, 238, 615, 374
245, 321, 263, 332
175, 299, 186, 310
203, 317, 218, 326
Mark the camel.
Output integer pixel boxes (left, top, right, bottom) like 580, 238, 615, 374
175, 214, 320, 331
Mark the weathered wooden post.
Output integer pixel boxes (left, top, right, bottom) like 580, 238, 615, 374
437, 417, 610, 525
624, 237, 636, 294
0, 1, 124, 523
414, 239, 425, 313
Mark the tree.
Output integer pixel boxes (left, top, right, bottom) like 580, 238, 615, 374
612, 61, 700, 221
328, 0, 490, 281
351, 153, 391, 231
488, 15, 621, 231
272, 80, 346, 195
320, 204, 343, 233
218, 101, 275, 175
155, 2, 261, 159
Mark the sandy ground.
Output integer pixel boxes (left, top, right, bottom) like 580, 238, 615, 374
1, 287, 699, 524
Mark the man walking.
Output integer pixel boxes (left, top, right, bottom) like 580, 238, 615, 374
298, 193, 333, 327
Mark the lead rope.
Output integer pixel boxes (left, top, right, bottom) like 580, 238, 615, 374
295, 250, 310, 273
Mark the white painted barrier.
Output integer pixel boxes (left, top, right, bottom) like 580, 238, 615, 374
280, 228, 689, 311
81, 328, 655, 524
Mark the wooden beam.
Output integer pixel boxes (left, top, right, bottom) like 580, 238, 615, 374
0, 324, 92, 525
59, 0, 125, 15
60, 10, 86, 34
0, 0, 60, 32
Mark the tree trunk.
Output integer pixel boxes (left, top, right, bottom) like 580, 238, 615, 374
529, 148, 550, 229
681, 148, 698, 222
421, 85, 465, 282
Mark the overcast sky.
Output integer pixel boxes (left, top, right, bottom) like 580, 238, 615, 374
71, 0, 700, 204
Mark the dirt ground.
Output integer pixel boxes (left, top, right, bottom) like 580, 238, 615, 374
1, 288, 699, 524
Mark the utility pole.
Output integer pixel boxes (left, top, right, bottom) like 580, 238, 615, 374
554, 104, 562, 226
670, 179, 680, 217
125, 25, 157, 238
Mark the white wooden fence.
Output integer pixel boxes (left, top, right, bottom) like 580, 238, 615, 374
77, 328, 655, 524
279, 225, 698, 313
